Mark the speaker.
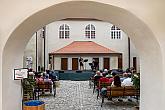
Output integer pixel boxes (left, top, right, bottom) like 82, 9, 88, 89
58, 70, 64, 73
76, 70, 82, 73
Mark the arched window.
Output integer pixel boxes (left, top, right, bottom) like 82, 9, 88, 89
85, 24, 95, 39
111, 25, 121, 39
59, 24, 70, 39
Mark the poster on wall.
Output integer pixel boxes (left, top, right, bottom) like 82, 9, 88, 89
26, 56, 33, 69
14, 68, 28, 80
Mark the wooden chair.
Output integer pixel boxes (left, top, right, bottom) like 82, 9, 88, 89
110, 86, 124, 97
124, 86, 140, 101
34, 81, 56, 99
97, 82, 111, 99
101, 86, 124, 107
101, 86, 140, 107
93, 76, 102, 93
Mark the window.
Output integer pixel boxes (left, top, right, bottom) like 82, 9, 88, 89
111, 25, 121, 39
85, 24, 95, 39
59, 24, 70, 39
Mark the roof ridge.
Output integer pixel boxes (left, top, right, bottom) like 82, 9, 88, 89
92, 42, 114, 51
50, 41, 117, 54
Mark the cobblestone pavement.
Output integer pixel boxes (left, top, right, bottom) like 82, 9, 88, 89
40, 80, 139, 110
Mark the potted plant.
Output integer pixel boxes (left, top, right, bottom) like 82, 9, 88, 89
132, 73, 140, 110
132, 73, 140, 89
23, 73, 36, 100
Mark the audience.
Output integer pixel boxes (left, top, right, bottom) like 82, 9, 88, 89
91, 68, 138, 102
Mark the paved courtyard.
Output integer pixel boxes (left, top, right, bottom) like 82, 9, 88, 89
40, 80, 139, 110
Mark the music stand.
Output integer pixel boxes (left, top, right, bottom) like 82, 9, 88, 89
83, 59, 88, 70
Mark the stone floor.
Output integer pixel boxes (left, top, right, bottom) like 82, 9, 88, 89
40, 80, 139, 110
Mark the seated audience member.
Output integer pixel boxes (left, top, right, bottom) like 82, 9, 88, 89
106, 70, 112, 78
99, 73, 110, 84
104, 69, 108, 75
109, 72, 116, 84
93, 71, 103, 89
122, 73, 133, 86
46, 69, 50, 74
111, 75, 123, 101
36, 74, 44, 84
130, 67, 136, 73
122, 73, 133, 102
94, 71, 102, 77
120, 72, 128, 82
99, 73, 111, 96
94, 71, 102, 83
44, 75, 52, 84
100, 70, 103, 74
126, 68, 131, 73
44, 75, 53, 91
111, 75, 121, 87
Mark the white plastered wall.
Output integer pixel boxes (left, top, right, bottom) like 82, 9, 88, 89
53, 56, 117, 70
46, 20, 133, 70
54, 57, 61, 70
0, 1, 165, 110
110, 57, 118, 69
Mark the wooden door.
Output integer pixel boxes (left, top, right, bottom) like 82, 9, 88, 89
61, 58, 68, 70
118, 55, 122, 69
93, 58, 99, 70
72, 58, 78, 70
104, 58, 110, 70
133, 57, 137, 72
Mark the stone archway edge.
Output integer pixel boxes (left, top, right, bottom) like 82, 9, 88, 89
1, 1, 165, 110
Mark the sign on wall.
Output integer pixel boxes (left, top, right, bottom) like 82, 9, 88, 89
26, 56, 33, 69
14, 68, 28, 80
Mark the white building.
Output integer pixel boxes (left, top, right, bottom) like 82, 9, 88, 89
24, 19, 139, 72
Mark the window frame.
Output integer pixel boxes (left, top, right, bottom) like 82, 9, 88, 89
59, 24, 70, 39
85, 24, 96, 39
111, 25, 121, 39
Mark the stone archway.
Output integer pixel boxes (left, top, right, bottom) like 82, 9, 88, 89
2, 1, 164, 110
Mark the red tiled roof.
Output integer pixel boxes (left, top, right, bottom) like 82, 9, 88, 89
50, 41, 116, 54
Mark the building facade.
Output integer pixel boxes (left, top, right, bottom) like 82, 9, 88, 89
24, 20, 139, 72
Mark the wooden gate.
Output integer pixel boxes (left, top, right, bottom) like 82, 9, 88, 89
104, 58, 110, 70
61, 58, 68, 70
72, 58, 78, 70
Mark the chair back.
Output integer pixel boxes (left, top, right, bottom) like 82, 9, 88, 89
124, 86, 136, 96
100, 82, 111, 88
37, 82, 52, 89
110, 87, 124, 96
44, 82, 52, 89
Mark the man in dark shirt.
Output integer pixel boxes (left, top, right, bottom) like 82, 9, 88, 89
79, 57, 84, 70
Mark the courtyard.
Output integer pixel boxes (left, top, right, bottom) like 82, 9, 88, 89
40, 80, 138, 110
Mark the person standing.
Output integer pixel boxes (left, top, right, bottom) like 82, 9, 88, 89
92, 58, 98, 70
79, 57, 84, 70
